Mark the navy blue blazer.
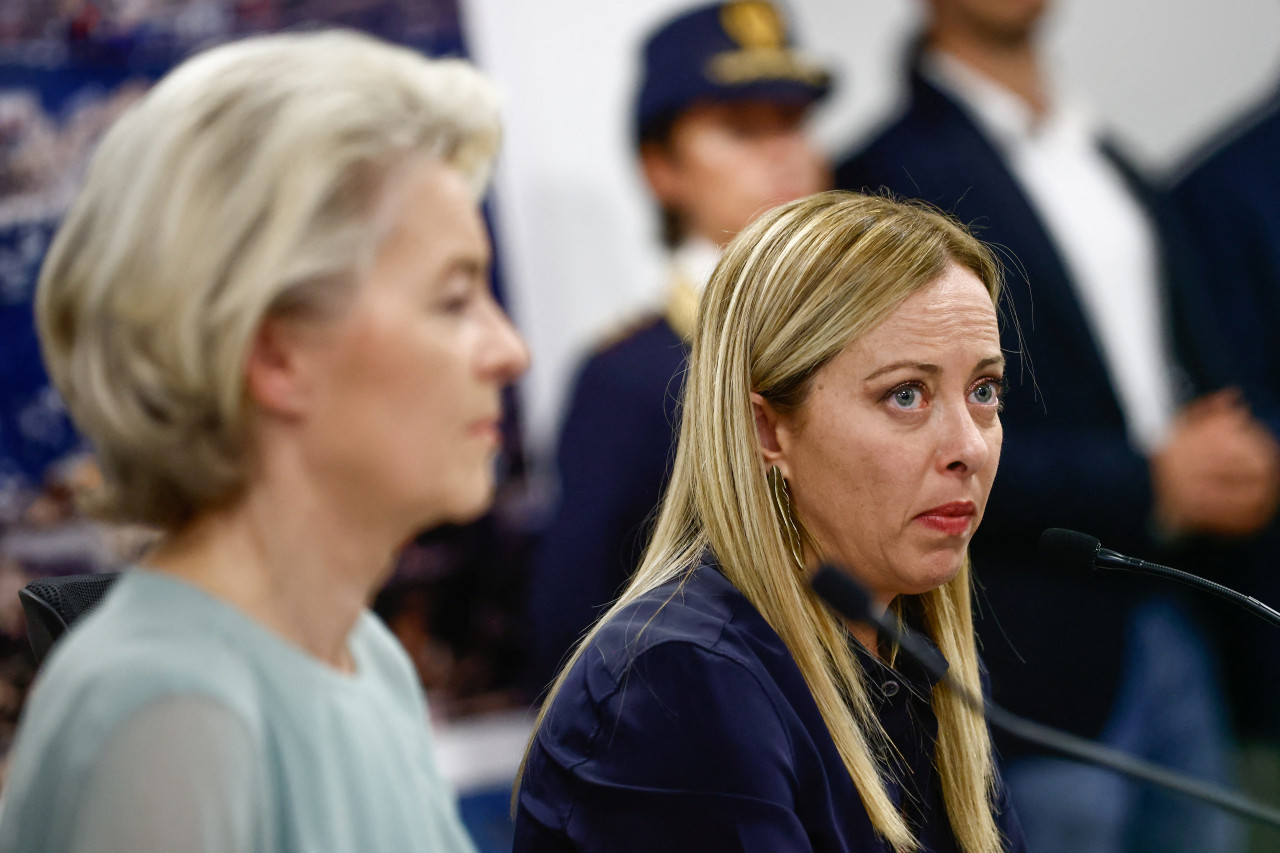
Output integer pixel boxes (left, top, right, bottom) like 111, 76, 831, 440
526, 316, 688, 691
515, 560, 1025, 852
836, 67, 1226, 751
1172, 87, 1280, 737
1173, 86, 1280, 435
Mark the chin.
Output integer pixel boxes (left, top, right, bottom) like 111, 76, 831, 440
442, 478, 497, 525
906, 551, 967, 594
404, 473, 496, 533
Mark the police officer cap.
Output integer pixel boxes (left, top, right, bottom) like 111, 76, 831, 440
635, 0, 832, 144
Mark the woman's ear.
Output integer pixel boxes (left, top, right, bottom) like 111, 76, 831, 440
245, 316, 313, 419
751, 392, 788, 473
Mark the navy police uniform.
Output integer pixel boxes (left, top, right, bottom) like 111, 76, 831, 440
526, 301, 689, 690
526, 0, 830, 691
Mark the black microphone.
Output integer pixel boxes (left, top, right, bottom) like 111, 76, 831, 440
810, 564, 1280, 829
1039, 528, 1280, 629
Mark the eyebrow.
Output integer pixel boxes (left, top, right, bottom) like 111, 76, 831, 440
438, 256, 490, 286
862, 355, 1006, 383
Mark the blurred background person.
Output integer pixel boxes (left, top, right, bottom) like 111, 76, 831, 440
525, 0, 831, 692
519, 191, 1023, 853
836, 0, 1280, 850
0, 29, 527, 853
1173, 80, 1280, 852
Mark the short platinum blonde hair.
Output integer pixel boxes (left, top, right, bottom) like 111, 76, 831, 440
36, 30, 501, 531
526, 192, 1009, 852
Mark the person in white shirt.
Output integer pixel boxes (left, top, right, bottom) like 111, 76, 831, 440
838, 1, 1279, 850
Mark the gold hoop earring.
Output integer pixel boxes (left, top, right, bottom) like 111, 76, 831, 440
767, 465, 805, 573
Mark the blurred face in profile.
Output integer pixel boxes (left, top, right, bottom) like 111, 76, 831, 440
277, 158, 529, 535
642, 99, 829, 246
757, 264, 1003, 609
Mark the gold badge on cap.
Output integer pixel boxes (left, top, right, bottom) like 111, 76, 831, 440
720, 0, 785, 51
708, 1, 828, 87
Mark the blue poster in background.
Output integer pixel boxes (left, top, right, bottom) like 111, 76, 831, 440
0, 0, 466, 512
0, 218, 74, 503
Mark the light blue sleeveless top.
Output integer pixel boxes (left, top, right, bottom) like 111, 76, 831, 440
0, 568, 477, 853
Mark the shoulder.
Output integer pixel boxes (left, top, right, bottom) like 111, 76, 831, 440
521, 568, 807, 839
0, 574, 273, 851
572, 316, 686, 397
1175, 92, 1280, 193
28, 573, 265, 734
839, 123, 996, 210
587, 565, 766, 679
536, 566, 795, 761
838, 75, 974, 183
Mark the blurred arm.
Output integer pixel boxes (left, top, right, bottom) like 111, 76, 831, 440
69, 695, 262, 853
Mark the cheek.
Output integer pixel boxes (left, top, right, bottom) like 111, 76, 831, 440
684, 139, 764, 196
797, 150, 829, 195
338, 315, 463, 435
789, 418, 917, 547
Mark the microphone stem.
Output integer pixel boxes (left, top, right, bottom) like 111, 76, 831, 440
976, 695, 1280, 828
868, 609, 1280, 829
1113, 559, 1280, 629
811, 564, 1280, 828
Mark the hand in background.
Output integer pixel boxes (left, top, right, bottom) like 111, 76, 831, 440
1151, 389, 1280, 537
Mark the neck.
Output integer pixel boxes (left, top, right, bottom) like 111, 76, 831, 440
928, 24, 1048, 117
804, 549, 891, 659
144, 455, 404, 672
848, 620, 882, 659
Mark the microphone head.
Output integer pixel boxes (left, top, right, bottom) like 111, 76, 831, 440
1039, 528, 1102, 572
811, 565, 875, 622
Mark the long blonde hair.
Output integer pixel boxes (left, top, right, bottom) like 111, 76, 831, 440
525, 192, 1006, 852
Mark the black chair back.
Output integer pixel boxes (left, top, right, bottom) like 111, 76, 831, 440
19, 573, 120, 666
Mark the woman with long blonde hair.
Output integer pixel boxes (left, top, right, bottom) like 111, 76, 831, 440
516, 191, 1024, 852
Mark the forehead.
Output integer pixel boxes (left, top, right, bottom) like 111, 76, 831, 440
376, 158, 488, 258
849, 265, 999, 366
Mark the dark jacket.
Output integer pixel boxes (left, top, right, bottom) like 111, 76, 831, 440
1172, 85, 1280, 435
1172, 87, 1280, 736
836, 66, 1226, 753
515, 559, 1025, 852
526, 316, 688, 692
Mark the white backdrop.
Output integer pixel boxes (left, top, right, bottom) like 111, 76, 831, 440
462, 0, 1280, 467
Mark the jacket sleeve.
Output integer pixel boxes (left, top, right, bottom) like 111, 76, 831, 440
517, 641, 813, 853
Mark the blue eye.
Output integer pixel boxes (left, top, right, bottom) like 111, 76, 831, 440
968, 378, 1003, 407
888, 384, 925, 410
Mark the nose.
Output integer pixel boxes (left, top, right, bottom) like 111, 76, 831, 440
481, 298, 530, 384
938, 399, 992, 476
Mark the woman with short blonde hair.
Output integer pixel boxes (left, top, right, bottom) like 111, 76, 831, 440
2, 29, 527, 853
517, 191, 1023, 852
36, 29, 502, 532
